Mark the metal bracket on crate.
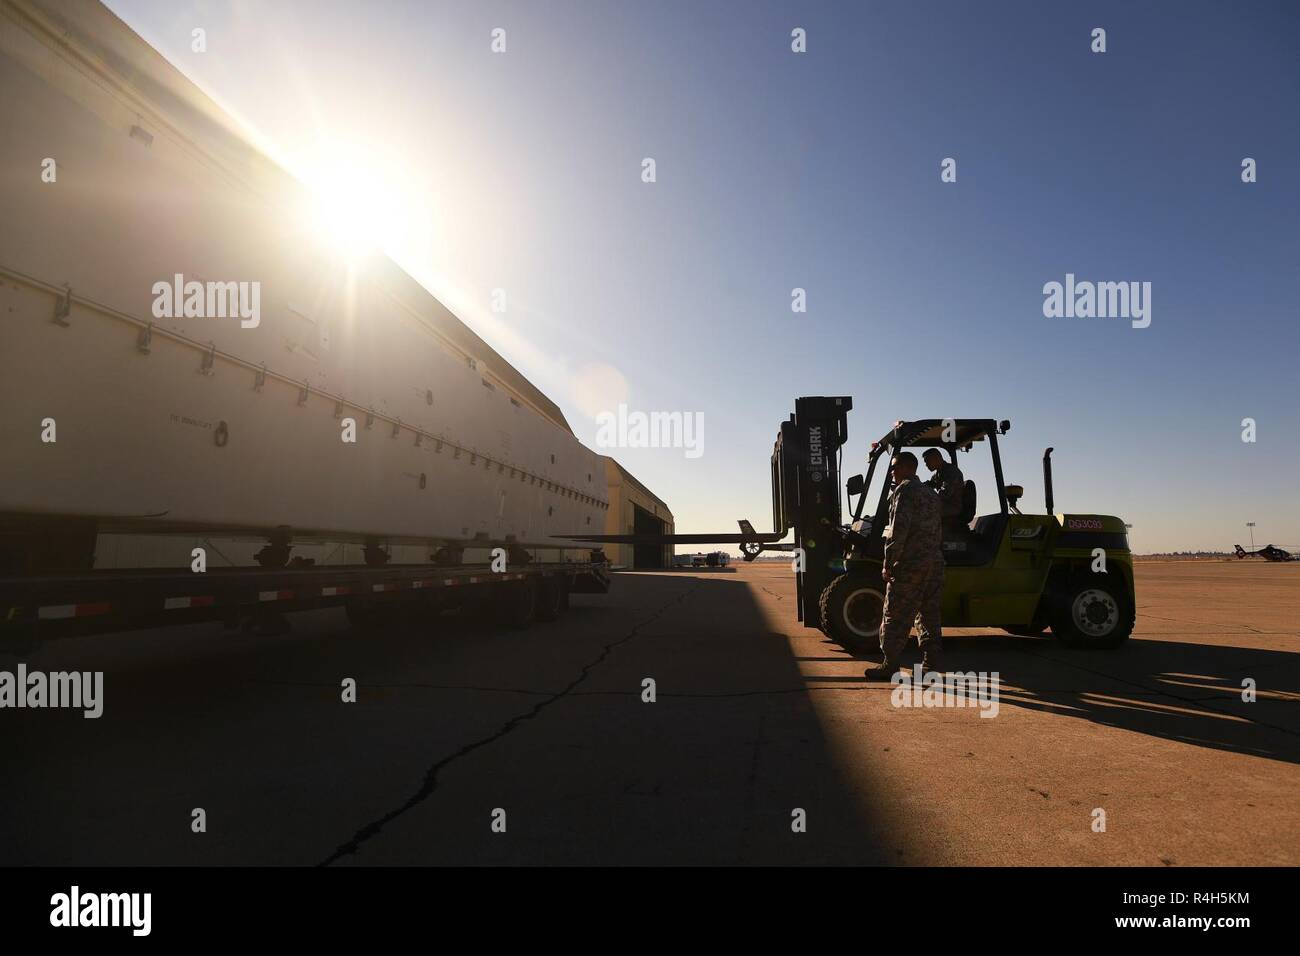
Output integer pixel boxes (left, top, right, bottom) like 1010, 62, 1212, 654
136, 323, 152, 354
200, 342, 216, 375
53, 286, 72, 326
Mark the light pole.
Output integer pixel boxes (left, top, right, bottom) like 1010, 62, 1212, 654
1247, 522, 1256, 549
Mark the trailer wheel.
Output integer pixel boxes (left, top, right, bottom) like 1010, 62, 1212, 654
346, 602, 391, 632
536, 576, 567, 621
1051, 577, 1133, 649
497, 578, 539, 629
818, 574, 884, 649
0, 618, 39, 658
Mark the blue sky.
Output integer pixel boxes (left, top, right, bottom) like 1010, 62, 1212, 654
105, 0, 1300, 552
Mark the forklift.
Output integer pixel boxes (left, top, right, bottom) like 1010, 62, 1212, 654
564, 396, 1135, 650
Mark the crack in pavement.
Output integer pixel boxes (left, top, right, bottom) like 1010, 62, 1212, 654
1136, 613, 1300, 637
316, 579, 703, 866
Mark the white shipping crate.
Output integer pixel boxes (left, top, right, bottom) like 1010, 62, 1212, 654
0, 0, 607, 557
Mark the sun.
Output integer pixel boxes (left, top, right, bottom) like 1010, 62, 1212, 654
293, 141, 406, 259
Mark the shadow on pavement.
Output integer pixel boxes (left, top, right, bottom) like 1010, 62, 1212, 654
903, 630, 1300, 765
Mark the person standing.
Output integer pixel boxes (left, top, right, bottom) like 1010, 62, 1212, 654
865, 452, 945, 679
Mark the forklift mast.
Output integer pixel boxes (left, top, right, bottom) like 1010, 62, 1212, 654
554, 395, 854, 629
773, 396, 852, 627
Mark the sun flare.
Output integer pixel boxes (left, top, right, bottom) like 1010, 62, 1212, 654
293, 141, 407, 259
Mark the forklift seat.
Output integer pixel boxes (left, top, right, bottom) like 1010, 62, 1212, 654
942, 511, 1005, 567
960, 481, 977, 525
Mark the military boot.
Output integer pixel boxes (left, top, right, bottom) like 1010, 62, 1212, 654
863, 660, 901, 681
920, 650, 945, 674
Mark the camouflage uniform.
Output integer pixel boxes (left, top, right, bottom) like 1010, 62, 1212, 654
926, 461, 965, 523
880, 476, 944, 661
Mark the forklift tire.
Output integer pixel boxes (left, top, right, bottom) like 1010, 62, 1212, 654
1050, 577, 1133, 649
536, 575, 567, 622
818, 574, 885, 649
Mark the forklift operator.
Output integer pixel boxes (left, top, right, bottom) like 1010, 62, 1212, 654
923, 448, 966, 532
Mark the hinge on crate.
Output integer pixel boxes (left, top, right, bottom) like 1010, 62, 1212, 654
53, 286, 72, 326
365, 409, 375, 429
391, 419, 401, 438
333, 400, 344, 419
200, 342, 216, 375
254, 363, 267, 391
137, 323, 152, 354
297, 382, 309, 405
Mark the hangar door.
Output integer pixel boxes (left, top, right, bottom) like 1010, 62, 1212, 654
632, 503, 665, 569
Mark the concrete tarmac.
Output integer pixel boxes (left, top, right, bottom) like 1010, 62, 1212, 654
2, 561, 1296, 865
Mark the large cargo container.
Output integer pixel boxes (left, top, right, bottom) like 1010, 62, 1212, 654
0, 0, 612, 573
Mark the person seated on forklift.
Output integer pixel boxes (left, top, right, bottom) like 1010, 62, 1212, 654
865, 452, 945, 680
922, 448, 966, 534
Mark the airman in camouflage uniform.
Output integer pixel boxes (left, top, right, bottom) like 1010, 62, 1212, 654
923, 448, 966, 532
865, 451, 945, 679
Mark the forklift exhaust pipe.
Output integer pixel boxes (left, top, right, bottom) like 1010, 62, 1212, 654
1043, 447, 1055, 515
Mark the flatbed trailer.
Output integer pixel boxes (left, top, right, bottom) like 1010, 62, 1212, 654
0, 558, 610, 649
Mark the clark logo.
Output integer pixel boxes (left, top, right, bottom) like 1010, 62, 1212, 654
152, 273, 261, 328
808, 426, 824, 469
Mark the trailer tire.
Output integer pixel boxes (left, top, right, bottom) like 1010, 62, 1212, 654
1051, 577, 1133, 649
536, 576, 567, 621
818, 573, 884, 650
346, 602, 392, 632
497, 578, 539, 629
0, 619, 39, 658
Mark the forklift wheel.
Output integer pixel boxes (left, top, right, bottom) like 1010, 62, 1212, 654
1051, 577, 1133, 649
818, 574, 884, 649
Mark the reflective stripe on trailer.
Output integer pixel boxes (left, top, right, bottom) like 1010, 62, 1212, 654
321, 586, 350, 596
258, 590, 294, 602
163, 596, 215, 610
38, 602, 111, 620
